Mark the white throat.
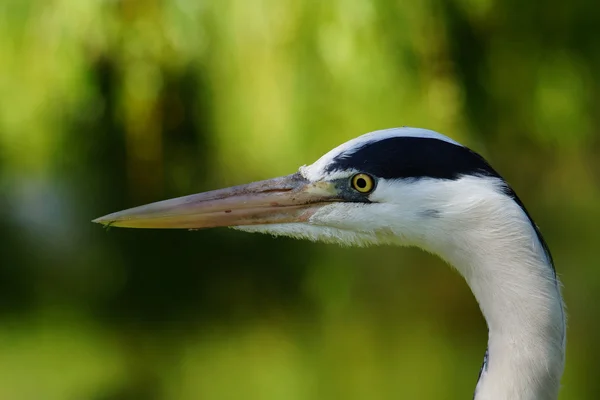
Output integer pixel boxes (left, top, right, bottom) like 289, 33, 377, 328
424, 181, 566, 400
471, 257, 564, 399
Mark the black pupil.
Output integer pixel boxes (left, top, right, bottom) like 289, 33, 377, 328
356, 178, 367, 189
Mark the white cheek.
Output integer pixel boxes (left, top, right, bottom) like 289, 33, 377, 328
309, 203, 368, 229
308, 202, 422, 246
234, 223, 381, 247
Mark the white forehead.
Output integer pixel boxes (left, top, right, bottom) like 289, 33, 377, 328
300, 127, 463, 181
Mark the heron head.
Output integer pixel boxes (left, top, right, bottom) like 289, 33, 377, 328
93, 128, 515, 248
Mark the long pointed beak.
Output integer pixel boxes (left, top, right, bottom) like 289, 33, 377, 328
93, 173, 340, 229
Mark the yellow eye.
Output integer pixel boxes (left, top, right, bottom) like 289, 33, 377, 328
351, 173, 375, 193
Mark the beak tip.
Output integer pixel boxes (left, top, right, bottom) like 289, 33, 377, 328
92, 213, 119, 227
92, 218, 108, 227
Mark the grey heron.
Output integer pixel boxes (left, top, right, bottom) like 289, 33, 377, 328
94, 127, 566, 400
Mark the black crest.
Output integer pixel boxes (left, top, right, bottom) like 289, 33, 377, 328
326, 136, 555, 272
325, 136, 499, 180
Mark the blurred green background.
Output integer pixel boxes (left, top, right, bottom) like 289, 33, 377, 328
1, 0, 599, 399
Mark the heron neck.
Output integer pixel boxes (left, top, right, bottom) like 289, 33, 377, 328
441, 224, 565, 400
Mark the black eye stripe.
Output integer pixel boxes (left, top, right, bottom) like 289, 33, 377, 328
326, 137, 497, 180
